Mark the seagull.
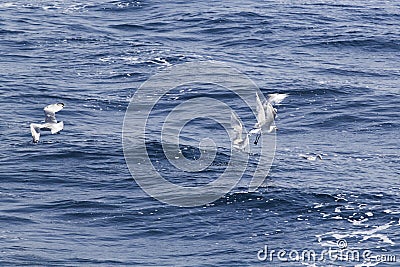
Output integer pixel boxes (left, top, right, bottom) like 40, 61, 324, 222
30, 103, 64, 143
299, 154, 323, 161
231, 111, 250, 153
249, 93, 287, 145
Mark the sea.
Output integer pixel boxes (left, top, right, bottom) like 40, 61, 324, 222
0, 0, 399, 266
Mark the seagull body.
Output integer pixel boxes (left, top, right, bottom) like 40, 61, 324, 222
30, 103, 64, 143
231, 111, 250, 153
249, 93, 287, 144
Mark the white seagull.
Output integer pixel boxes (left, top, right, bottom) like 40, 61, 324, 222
231, 111, 250, 152
30, 103, 65, 143
249, 93, 287, 145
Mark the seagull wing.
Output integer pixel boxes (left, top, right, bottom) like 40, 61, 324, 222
264, 102, 275, 130
267, 93, 288, 105
30, 123, 41, 143
242, 133, 250, 152
231, 111, 243, 142
231, 112, 250, 152
254, 93, 266, 128
44, 103, 64, 123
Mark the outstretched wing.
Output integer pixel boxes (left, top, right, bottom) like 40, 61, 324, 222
231, 111, 243, 142
264, 102, 275, 130
267, 93, 288, 105
231, 112, 249, 152
44, 103, 64, 123
254, 93, 265, 128
30, 123, 41, 143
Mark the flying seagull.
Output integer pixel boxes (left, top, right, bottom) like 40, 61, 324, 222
231, 111, 250, 153
249, 93, 287, 145
299, 154, 323, 161
30, 103, 64, 143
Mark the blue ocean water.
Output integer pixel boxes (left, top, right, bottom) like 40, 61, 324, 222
1, 0, 399, 266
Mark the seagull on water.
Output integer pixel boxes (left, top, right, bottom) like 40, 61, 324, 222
30, 103, 64, 143
231, 111, 250, 153
249, 93, 288, 145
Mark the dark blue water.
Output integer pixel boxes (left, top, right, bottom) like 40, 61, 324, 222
1, 1, 399, 266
